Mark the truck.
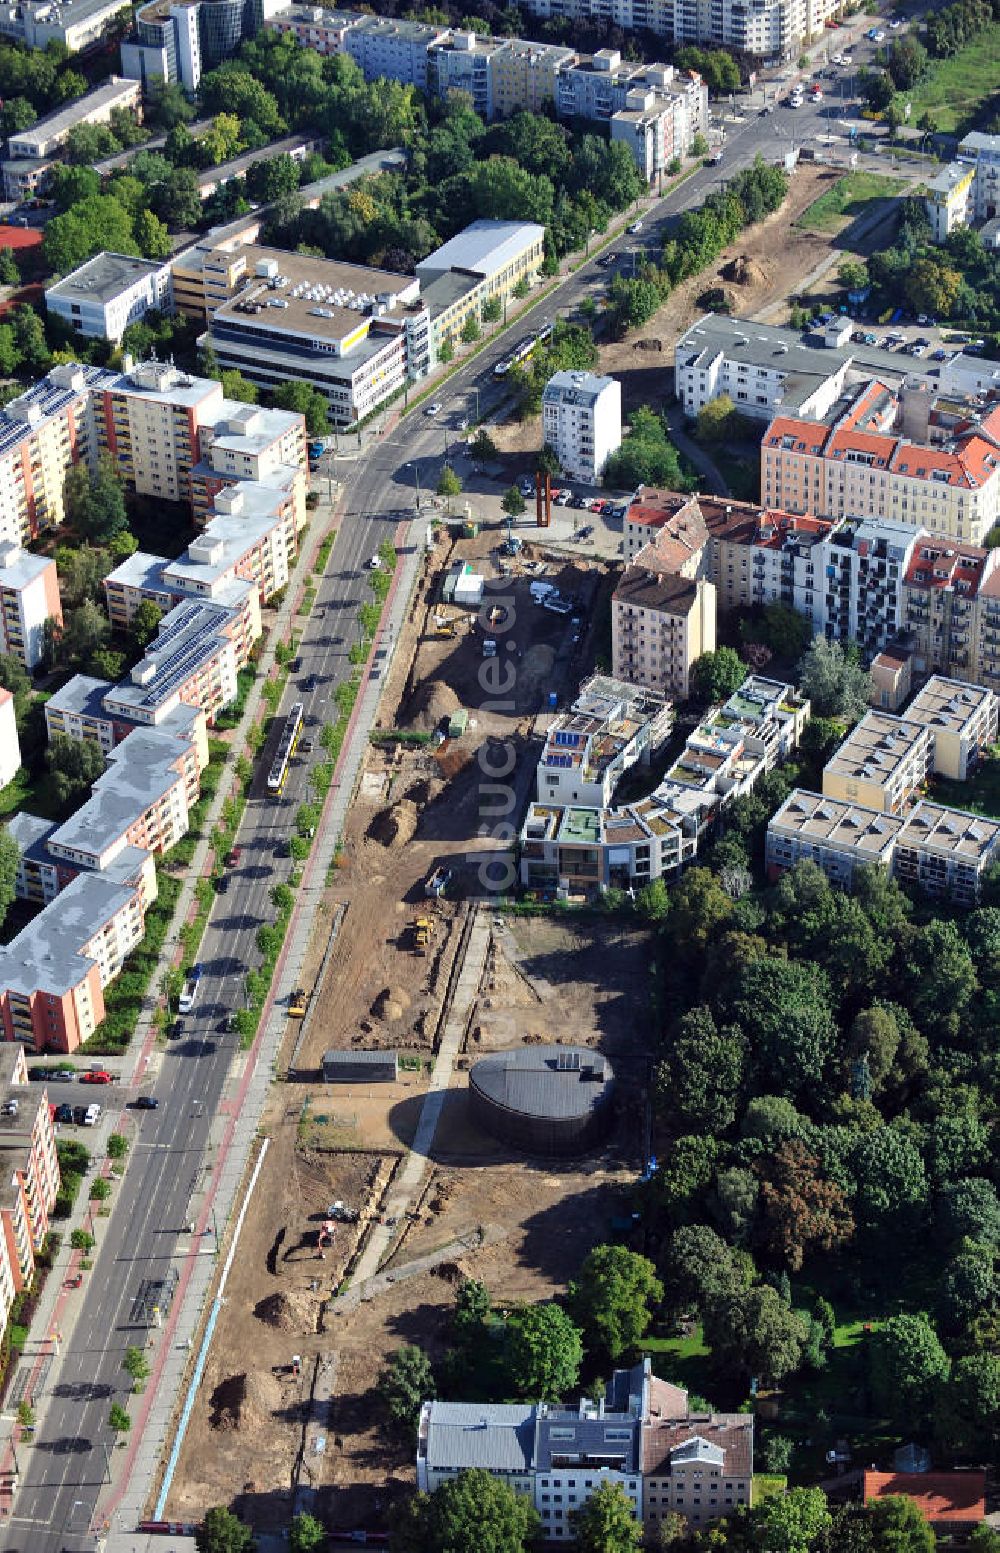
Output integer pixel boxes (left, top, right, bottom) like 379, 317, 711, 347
425, 866, 453, 899
178, 965, 202, 1014
447, 707, 469, 739
413, 917, 434, 955
482, 638, 498, 658
289, 987, 308, 1017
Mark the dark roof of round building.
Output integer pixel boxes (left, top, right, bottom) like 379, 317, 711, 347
470, 1046, 614, 1122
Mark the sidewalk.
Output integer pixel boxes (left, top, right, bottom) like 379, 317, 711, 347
98, 514, 427, 1545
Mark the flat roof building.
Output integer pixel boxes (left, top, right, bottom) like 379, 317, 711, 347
905, 676, 999, 781
766, 789, 904, 890
537, 674, 672, 809
822, 711, 933, 815
0, 0, 131, 50
542, 370, 621, 484
45, 253, 173, 344
7, 77, 141, 163
0, 541, 62, 669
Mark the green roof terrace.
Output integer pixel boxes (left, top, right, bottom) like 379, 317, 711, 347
559, 808, 601, 844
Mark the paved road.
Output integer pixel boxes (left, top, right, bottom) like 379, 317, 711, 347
5, 62, 917, 1547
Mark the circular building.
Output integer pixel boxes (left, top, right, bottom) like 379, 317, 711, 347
469, 1046, 615, 1156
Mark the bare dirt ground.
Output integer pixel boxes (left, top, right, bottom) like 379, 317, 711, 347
166, 907, 651, 1530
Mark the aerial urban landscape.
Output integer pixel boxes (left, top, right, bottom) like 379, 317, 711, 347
4, 0, 1000, 1548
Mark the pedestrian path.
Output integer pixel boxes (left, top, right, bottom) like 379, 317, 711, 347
98, 515, 426, 1544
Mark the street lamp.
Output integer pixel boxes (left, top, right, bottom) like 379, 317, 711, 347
411, 461, 421, 512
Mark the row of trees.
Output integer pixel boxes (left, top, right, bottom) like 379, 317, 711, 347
0, 37, 87, 140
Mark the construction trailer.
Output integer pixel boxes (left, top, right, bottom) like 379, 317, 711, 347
322, 1049, 399, 1084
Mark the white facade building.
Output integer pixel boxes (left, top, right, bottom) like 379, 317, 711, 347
45, 254, 174, 345
0, 691, 20, 792
542, 371, 621, 484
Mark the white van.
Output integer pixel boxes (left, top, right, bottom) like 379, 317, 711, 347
83, 1104, 101, 1127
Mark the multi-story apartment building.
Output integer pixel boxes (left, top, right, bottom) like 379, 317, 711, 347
925, 132, 1000, 242
0, 543, 63, 669
675, 316, 856, 424
44, 253, 174, 345
418, 1363, 752, 1541
0, 0, 130, 51
612, 568, 716, 700
542, 371, 621, 484
900, 537, 1000, 687
906, 677, 999, 780
492, 37, 576, 116
766, 789, 905, 889
761, 386, 1000, 547
121, 0, 278, 92
822, 710, 933, 815
344, 13, 447, 88
0, 1048, 60, 1315
0, 691, 18, 792
536, 675, 673, 808
768, 790, 1000, 906
0, 872, 145, 1052
264, 3, 356, 57
93, 357, 225, 508
103, 595, 254, 729
0, 365, 100, 545
426, 29, 507, 117
521, 677, 808, 893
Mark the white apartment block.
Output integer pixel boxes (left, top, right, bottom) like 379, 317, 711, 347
925, 133, 1000, 243
0, 543, 63, 670
675, 316, 854, 424
542, 371, 621, 484
344, 13, 447, 88
45, 253, 174, 345
822, 711, 934, 815
536, 675, 673, 808
0, 0, 130, 50
0, 691, 19, 792
768, 790, 1000, 906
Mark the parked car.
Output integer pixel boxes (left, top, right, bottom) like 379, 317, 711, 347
628, 219, 643, 233
301, 738, 314, 753
135, 1096, 159, 1110
226, 846, 242, 866
82, 1104, 101, 1127
28, 1067, 50, 1081
55, 1104, 73, 1124
72, 1106, 88, 1125
51, 1069, 74, 1083
81, 1071, 111, 1085
425, 402, 442, 417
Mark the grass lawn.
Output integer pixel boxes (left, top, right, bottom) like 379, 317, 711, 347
0, 767, 34, 818
907, 23, 1000, 135
795, 171, 908, 234
932, 745, 1000, 818
714, 450, 760, 504
642, 1327, 715, 1401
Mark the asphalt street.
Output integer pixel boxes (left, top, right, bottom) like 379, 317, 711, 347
3, 55, 918, 1546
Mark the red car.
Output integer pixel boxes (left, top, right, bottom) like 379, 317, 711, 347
226, 846, 242, 866
81, 1071, 111, 1085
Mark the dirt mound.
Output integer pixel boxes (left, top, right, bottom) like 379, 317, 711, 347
254, 1291, 313, 1332
721, 253, 769, 287
407, 776, 445, 808
434, 745, 472, 782
210, 1369, 282, 1431
368, 799, 418, 848
373, 985, 412, 1022
409, 680, 460, 732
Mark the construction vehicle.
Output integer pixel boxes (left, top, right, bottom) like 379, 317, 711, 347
414, 917, 434, 955
289, 987, 308, 1017
425, 866, 453, 898
433, 616, 457, 638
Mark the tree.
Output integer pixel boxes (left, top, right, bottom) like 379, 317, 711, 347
906, 257, 961, 319
43, 195, 137, 275
377, 1345, 434, 1433
123, 1345, 151, 1388
568, 1245, 662, 1361
220, 370, 259, 404
196, 1506, 255, 1553
837, 257, 870, 292
757, 1142, 854, 1273
691, 647, 748, 704
48, 161, 100, 211
696, 394, 745, 444
870, 1314, 950, 1428
470, 430, 498, 461
149, 167, 202, 231
436, 464, 463, 499
44, 735, 105, 809
703, 1285, 808, 1386
732, 958, 836, 1099
0, 827, 17, 931
888, 34, 928, 89
937, 1176, 1000, 1248
692, 132, 709, 158
60, 601, 112, 670
64, 457, 129, 544
289, 1514, 325, 1553
460, 314, 480, 344
390, 1468, 539, 1553
905, 919, 976, 1040
273, 381, 328, 438
501, 486, 525, 518
796, 637, 871, 722
657, 1005, 745, 1133
134, 208, 171, 260
937, 1352, 1000, 1459
756, 1487, 831, 1553
504, 1302, 582, 1399
670, 867, 734, 960
664, 1224, 752, 1312
850, 1127, 927, 1234
131, 599, 163, 655
482, 296, 502, 323
0, 248, 18, 287
570, 1481, 642, 1553
108, 1403, 131, 1433
438, 337, 455, 364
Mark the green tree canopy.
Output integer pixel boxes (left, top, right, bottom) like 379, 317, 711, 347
568, 1245, 663, 1361
195, 1506, 255, 1553
570, 1480, 642, 1552
504, 1302, 582, 1400
288, 1514, 325, 1553
870, 1314, 950, 1428
704, 1284, 808, 1386
796, 637, 871, 721
691, 646, 748, 705
389, 1467, 540, 1553
377, 1344, 435, 1433
756, 1486, 832, 1553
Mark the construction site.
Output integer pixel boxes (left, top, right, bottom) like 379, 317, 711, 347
162, 507, 654, 1530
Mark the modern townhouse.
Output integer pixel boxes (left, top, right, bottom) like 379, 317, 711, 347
521, 677, 808, 893
535, 675, 674, 808
821, 710, 933, 815
418, 1363, 751, 1540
